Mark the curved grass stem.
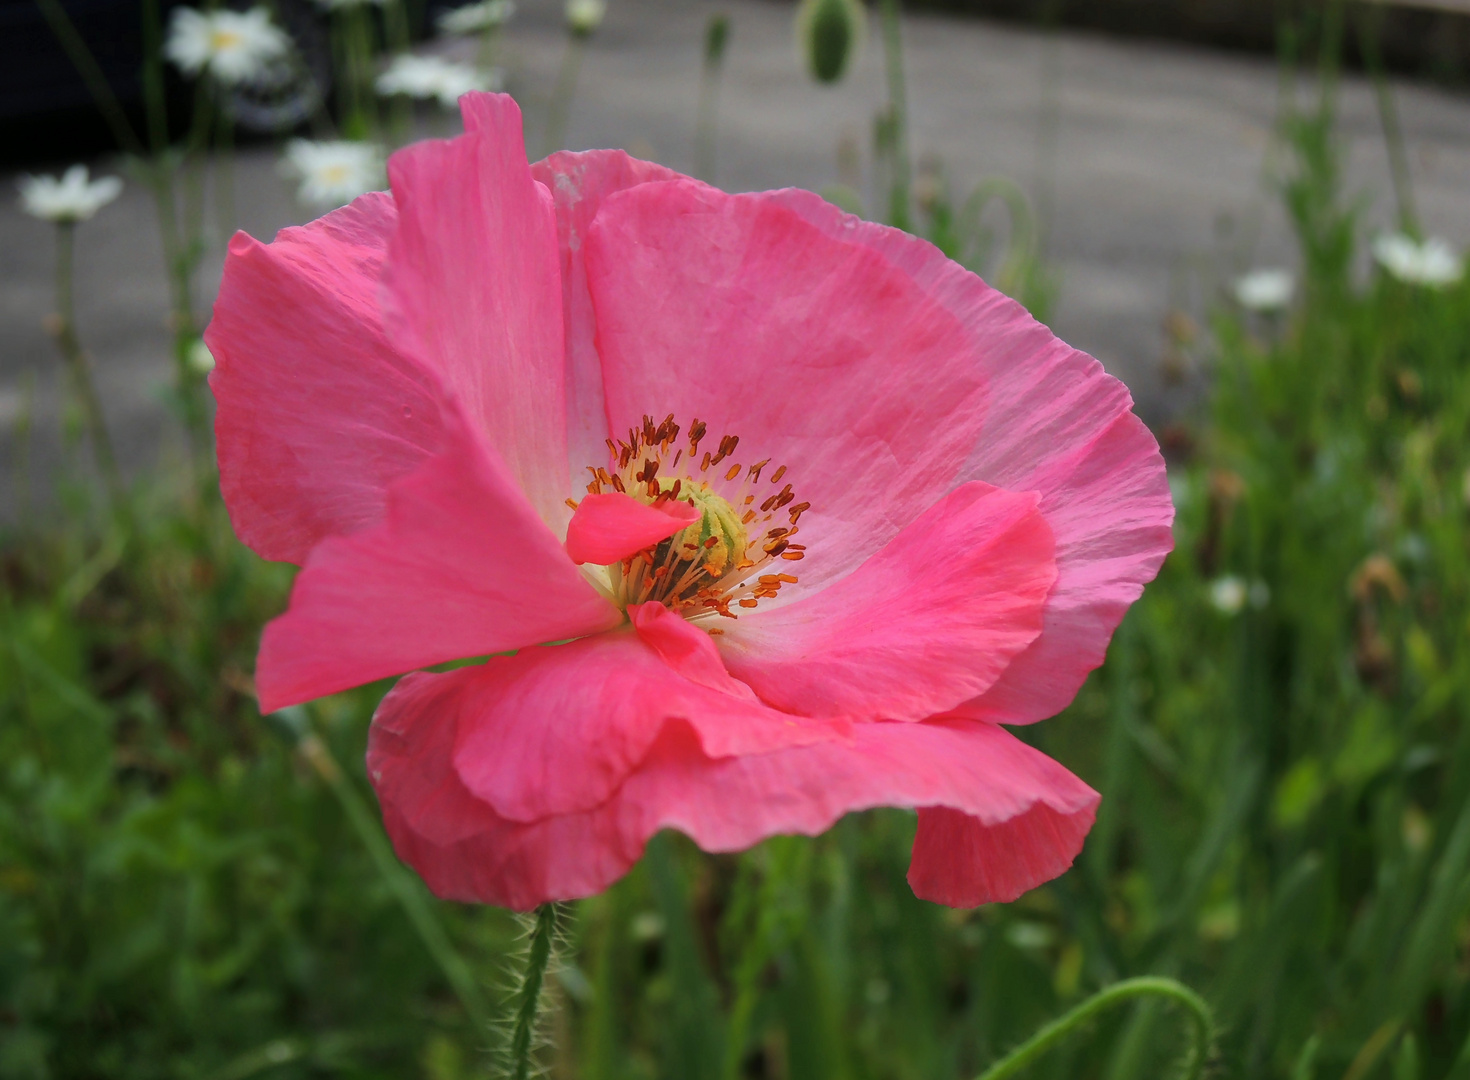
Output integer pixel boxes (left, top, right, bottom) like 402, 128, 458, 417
974, 976, 1215, 1080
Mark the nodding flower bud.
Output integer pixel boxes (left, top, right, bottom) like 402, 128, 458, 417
796, 0, 863, 85
565, 0, 605, 36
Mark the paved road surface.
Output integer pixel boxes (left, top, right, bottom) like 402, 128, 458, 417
3, 0, 1469, 513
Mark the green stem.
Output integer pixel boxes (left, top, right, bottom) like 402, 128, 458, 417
1355, 6, 1417, 235
877, 0, 910, 230
476, 25, 502, 73
140, 0, 170, 156
214, 101, 236, 250
294, 729, 493, 1037
541, 36, 585, 157
694, 13, 730, 182
32, 0, 144, 155
51, 223, 123, 508
974, 977, 1215, 1080
509, 904, 558, 1080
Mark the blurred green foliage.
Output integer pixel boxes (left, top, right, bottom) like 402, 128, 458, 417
6, 40, 1470, 1080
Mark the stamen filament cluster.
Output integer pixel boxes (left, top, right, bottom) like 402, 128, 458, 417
571, 414, 812, 623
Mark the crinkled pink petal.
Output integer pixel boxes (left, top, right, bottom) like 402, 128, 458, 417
584, 179, 985, 594
718, 481, 1056, 722
628, 602, 758, 700
255, 408, 621, 712
382, 93, 571, 533
379, 632, 846, 824
564, 492, 699, 566
765, 189, 1174, 725
530, 150, 684, 472
369, 689, 1098, 909
207, 193, 450, 565
908, 804, 1095, 906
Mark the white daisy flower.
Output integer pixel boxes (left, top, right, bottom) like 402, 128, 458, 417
281, 140, 385, 207
565, 0, 605, 35
17, 165, 123, 223
1209, 576, 1247, 615
1209, 576, 1269, 615
1233, 268, 1294, 312
1371, 232, 1464, 288
436, 0, 516, 35
164, 7, 290, 86
375, 54, 500, 108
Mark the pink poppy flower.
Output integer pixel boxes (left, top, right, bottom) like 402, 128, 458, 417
207, 93, 1172, 911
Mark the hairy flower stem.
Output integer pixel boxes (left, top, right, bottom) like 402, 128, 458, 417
877, 0, 911, 231
508, 904, 557, 1080
50, 223, 123, 508
973, 977, 1215, 1080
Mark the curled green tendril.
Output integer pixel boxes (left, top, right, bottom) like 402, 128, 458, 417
974, 976, 1215, 1080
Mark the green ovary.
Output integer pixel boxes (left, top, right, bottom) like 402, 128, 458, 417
657, 480, 747, 577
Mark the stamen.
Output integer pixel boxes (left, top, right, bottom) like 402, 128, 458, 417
580, 414, 812, 619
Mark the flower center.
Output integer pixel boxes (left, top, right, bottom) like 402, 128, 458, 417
575, 414, 811, 625
209, 29, 244, 51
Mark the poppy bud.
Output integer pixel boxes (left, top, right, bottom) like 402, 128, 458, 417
704, 12, 730, 68
796, 0, 864, 84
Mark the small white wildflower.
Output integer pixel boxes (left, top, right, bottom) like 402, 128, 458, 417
1233, 268, 1294, 312
1209, 576, 1269, 615
375, 54, 499, 108
165, 7, 290, 85
1371, 232, 1464, 288
565, 0, 605, 35
436, 0, 515, 35
18, 165, 123, 223
282, 140, 385, 208
1209, 576, 1247, 615
187, 338, 216, 374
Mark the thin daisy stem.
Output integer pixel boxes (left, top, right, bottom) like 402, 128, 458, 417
31, 0, 144, 155
694, 12, 729, 182
877, 0, 911, 231
973, 977, 1215, 1080
541, 35, 585, 157
508, 904, 558, 1080
50, 222, 123, 508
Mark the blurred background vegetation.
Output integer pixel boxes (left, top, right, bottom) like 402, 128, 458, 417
5, 2, 1470, 1079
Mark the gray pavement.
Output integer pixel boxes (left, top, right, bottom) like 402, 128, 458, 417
4, 0, 1470, 512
